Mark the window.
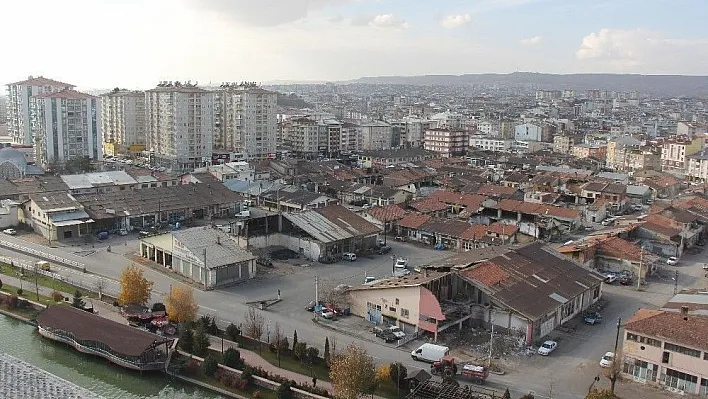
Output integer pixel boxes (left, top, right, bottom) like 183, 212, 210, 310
638, 336, 662, 348
662, 351, 670, 364
627, 332, 639, 342
389, 307, 396, 312
400, 308, 409, 318
395, 298, 399, 305
665, 342, 701, 358
663, 368, 698, 392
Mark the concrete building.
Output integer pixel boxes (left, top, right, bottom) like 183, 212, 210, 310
391, 117, 430, 148
214, 84, 277, 158
0, 96, 7, 124
6, 76, 74, 145
572, 144, 607, 160
676, 121, 708, 138
24, 192, 93, 242
622, 308, 708, 395
282, 117, 320, 155
31, 89, 102, 167
359, 121, 393, 150
139, 226, 256, 289
145, 82, 215, 171
429, 111, 464, 129
469, 135, 513, 152
423, 128, 468, 157
514, 123, 542, 142
687, 152, 708, 182
553, 135, 574, 154
661, 137, 704, 173
624, 149, 662, 172
100, 89, 146, 157
341, 122, 360, 152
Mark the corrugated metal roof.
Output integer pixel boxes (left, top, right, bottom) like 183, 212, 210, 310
284, 212, 354, 243
49, 210, 90, 222
172, 227, 256, 269
61, 174, 94, 189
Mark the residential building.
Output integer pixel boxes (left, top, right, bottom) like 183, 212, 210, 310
31, 89, 102, 167
423, 128, 468, 157
469, 135, 513, 152
606, 136, 641, 169
572, 144, 607, 160
214, 83, 277, 158
0, 96, 7, 123
391, 117, 430, 148
145, 82, 215, 171
476, 121, 494, 136
6, 76, 74, 145
359, 121, 393, 150
100, 89, 146, 157
341, 122, 360, 152
622, 308, 708, 395
282, 117, 320, 155
661, 137, 704, 173
429, 111, 464, 129
24, 192, 93, 241
514, 123, 542, 141
624, 149, 662, 172
319, 119, 343, 155
676, 121, 708, 138
687, 152, 708, 182
553, 135, 574, 154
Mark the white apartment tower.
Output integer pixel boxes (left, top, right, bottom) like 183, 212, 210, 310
31, 89, 102, 166
145, 82, 215, 171
100, 89, 146, 156
6, 76, 74, 145
214, 83, 277, 158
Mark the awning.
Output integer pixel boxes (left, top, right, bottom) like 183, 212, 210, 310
52, 219, 94, 227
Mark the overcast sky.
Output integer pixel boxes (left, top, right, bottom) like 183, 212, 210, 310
2, 0, 707, 90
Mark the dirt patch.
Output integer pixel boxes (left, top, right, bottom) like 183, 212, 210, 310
441, 327, 528, 369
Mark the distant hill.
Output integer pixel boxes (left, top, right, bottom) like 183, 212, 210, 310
277, 93, 313, 109
345, 72, 708, 97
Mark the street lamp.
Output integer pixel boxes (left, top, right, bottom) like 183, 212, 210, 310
611, 317, 622, 394
390, 255, 396, 276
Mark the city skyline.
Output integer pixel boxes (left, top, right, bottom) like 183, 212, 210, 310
2, 0, 708, 89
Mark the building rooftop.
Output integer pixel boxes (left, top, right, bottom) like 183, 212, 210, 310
8, 76, 74, 88
35, 89, 95, 100
172, 227, 256, 268
625, 309, 708, 351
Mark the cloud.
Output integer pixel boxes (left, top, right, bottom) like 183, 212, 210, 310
575, 28, 708, 72
352, 14, 408, 29
519, 35, 542, 45
441, 14, 471, 29
183, 0, 354, 26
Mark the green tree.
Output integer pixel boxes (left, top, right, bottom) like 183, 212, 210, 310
71, 290, 85, 309
179, 327, 194, 353
277, 382, 293, 399
389, 362, 407, 388
324, 337, 331, 365
221, 348, 242, 368
193, 326, 211, 357
305, 346, 320, 365
292, 329, 298, 351
294, 342, 307, 362
225, 323, 241, 341
201, 355, 219, 377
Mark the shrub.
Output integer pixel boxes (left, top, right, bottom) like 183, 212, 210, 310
253, 391, 261, 399
0, 278, 3, 289
192, 326, 210, 357
293, 342, 307, 361
51, 291, 64, 302
201, 355, 219, 377
7, 294, 18, 309
16, 288, 23, 296
179, 327, 194, 353
221, 348, 242, 368
183, 359, 200, 376
225, 323, 241, 341
151, 302, 166, 312
277, 382, 293, 399
241, 367, 253, 384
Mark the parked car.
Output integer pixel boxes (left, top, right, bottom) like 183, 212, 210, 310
387, 326, 406, 339
584, 312, 602, 325
667, 256, 679, 266
600, 352, 615, 368
395, 258, 408, 268
703, 263, 708, 270
373, 327, 397, 343
632, 204, 644, 211
342, 252, 357, 261
537, 340, 558, 356
604, 274, 618, 284
306, 300, 324, 311
619, 275, 634, 285
2, 228, 17, 235
320, 310, 335, 319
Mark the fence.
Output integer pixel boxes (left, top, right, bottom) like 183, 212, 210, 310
0, 239, 86, 270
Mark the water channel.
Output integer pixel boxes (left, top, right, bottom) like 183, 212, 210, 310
0, 315, 221, 398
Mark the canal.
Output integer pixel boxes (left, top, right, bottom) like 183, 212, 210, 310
0, 315, 221, 398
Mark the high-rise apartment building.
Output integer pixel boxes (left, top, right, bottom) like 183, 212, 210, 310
6, 76, 74, 145
359, 121, 393, 150
145, 82, 215, 171
214, 83, 277, 158
100, 89, 146, 157
0, 96, 7, 124
31, 89, 101, 166
424, 128, 469, 157
282, 117, 320, 155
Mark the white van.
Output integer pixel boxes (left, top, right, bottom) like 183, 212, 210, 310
411, 343, 449, 362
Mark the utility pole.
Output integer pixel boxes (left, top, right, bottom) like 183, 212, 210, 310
203, 247, 208, 289
611, 317, 621, 394
314, 275, 319, 316
34, 263, 39, 301
488, 317, 494, 368
637, 247, 643, 290
674, 270, 679, 296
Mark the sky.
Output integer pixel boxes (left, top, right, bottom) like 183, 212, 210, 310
2, 0, 708, 90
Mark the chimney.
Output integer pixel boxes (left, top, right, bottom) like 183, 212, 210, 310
681, 305, 689, 320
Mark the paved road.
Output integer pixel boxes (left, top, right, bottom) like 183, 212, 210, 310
1, 232, 703, 398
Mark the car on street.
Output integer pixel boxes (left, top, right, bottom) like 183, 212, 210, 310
343, 252, 357, 261
584, 312, 602, 325
373, 327, 397, 343
703, 263, 708, 270
378, 245, 392, 254
395, 258, 408, 268
387, 326, 406, 339
2, 228, 17, 235
600, 352, 615, 368
667, 256, 679, 266
320, 309, 335, 319
537, 340, 558, 356
604, 274, 618, 284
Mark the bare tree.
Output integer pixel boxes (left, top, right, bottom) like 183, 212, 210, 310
95, 278, 106, 301
244, 307, 265, 350
605, 351, 623, 393
320, 281, 350, 310
273, 322, 284, 367
330, 335, 337, 356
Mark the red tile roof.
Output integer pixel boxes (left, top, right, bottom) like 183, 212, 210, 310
497, 199, 580, 220
597, 237, 643, 262
9, 76, 74, 88
476, 184, 519, 197
488, 222, 519, 237
460, 224, 488, 240
625, 310, 708, 351
428, 190, 487, 209
367, 204, 408, 222
461, 261, 509, 287
398, 213, 432, 229
409, 198, 448, 213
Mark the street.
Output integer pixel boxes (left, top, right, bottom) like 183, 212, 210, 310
1, 231, 705, 399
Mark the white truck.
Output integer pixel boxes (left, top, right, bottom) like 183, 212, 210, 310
411, 343, 450, 362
